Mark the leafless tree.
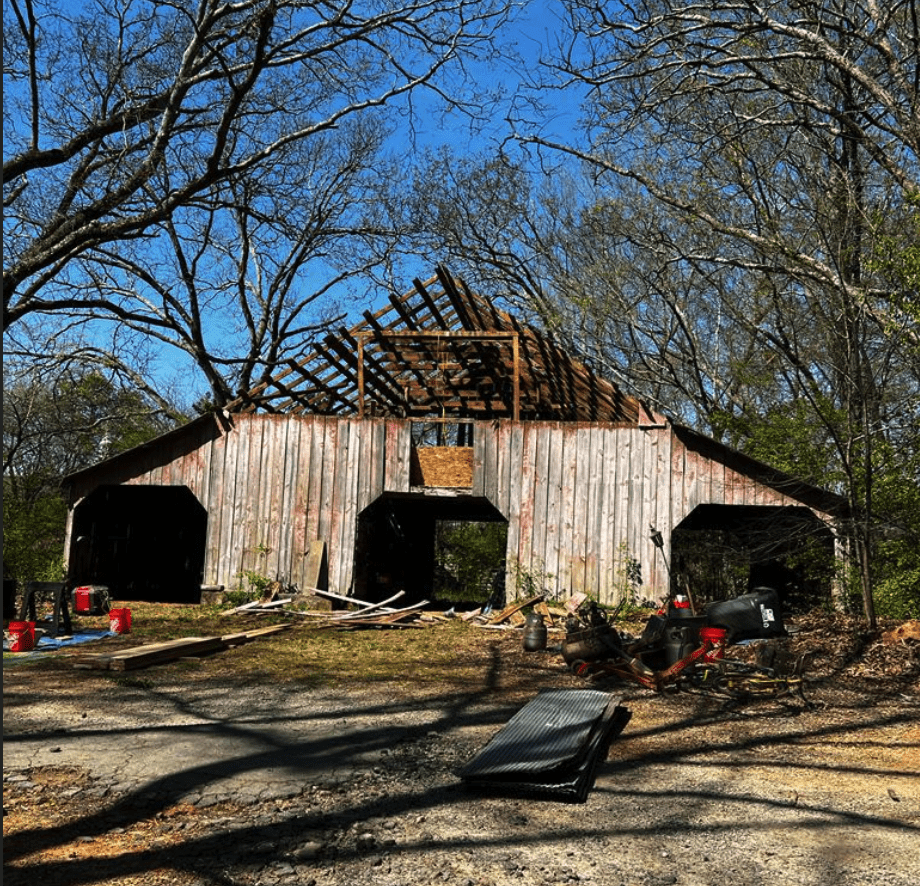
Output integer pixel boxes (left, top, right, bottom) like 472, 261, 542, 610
3, 0, 512, 404
515, 0, 920, 625
400, 1, 918, 624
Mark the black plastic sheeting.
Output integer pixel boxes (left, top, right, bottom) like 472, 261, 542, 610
458, 689, 631, 803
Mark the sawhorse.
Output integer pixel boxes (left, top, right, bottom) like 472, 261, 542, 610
19, 582, 73, 637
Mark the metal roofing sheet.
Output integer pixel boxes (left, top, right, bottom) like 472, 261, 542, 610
458, 688, 621, 778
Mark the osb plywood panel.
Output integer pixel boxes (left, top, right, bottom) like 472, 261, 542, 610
411, 447, 474, 487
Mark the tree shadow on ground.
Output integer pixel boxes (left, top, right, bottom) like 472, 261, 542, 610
4, 647, 919, 886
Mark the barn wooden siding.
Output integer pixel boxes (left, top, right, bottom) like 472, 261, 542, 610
65, 413, 834, 603
66, 413, 412, 595
474, 421, 833, 604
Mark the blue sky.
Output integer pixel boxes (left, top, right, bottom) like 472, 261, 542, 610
4, 1, 587, 414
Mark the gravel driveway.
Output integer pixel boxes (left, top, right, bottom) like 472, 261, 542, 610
4, 627, 919, 886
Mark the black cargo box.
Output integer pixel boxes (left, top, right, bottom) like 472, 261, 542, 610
704, 588, 785, 642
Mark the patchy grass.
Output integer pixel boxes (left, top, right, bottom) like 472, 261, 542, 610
7, 601, 564, 696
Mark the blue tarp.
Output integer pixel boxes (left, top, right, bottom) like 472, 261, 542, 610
3, 627, 115, 661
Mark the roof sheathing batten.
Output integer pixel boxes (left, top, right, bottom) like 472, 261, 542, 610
227, 267, 643, 424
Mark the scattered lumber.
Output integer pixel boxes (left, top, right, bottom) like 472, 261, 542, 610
219, 587, 566, 634
72, 624, 292, 671
323, 601, 430, 630
306, 587, 385, 609
221, 599, 264, 617
535, 601, 555, 626
74, 636, 227, 670
220, 624, 293, 645
486, 593, 545, 625
327, 591, 405, 620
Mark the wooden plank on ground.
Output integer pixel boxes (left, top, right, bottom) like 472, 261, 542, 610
220, 623, 293, 645
486, 593, 545, 625
74, 637, 226, 671
331, 591, 405, 620
535, 601, 554, 625
73, 625, 293, 671
330, 619, 423, 630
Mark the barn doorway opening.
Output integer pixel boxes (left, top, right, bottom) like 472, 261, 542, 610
354, 493, 507, 608
69, 485, 207, 603
670, 504, 835, 612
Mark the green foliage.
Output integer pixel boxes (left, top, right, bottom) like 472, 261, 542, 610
510, 560, 556, 600
2, 478, 67, 584
3, 367, 181, 588
712, 397, 846, 492
872, 539, 920, 619
433, 521, 508, 604
715, 398, 920, 619
869, 436, 920, 618
867, 192, 920, 341
233, 543, 275, 603
612, 543, 645, 612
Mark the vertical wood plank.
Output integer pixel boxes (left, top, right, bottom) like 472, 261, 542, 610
216, 419, 240, 589
670, 427, 687, 529
582, 425, 603, 602
290, 418, 310, 589
597, 426, 617, 603
384, 420, 410, 492
569, 426, 590, 596
503, 422, 525, 593
202, 422, 228, 586
277, 418, 300, 588
530, 424, 552, 595
651, 428, 672, 597
513, 424, 537, 594
614, 427, 630, 583
338, 418, 362, 595
304, 416, 326, 550
543, 424, 565, 596
318, 418, 339, 588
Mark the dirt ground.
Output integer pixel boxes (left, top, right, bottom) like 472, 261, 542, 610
4, 611, 920, 886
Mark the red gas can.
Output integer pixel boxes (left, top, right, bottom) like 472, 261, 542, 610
72, 585, 111, 615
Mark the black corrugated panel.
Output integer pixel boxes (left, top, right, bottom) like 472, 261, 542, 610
458, 689, 631, 803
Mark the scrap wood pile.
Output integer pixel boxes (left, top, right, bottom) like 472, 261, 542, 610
773, 612, 920, 686
220, 587, 572, 634
458, 593, 571, 631
222, 588, 439, 630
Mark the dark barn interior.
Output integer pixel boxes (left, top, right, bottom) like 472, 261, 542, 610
69, 485, 207, 603
671, 504, 836, 611
354, 492, 507, 605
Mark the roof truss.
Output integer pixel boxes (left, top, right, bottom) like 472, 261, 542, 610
229, 266, 642, 424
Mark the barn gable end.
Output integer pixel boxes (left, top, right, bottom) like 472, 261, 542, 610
63, 268, 847, 605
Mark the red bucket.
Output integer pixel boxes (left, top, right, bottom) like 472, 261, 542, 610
9, 621, 36, 652
109, 608, 132, 634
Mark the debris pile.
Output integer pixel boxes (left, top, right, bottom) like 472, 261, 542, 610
560, 588, 811, 700
221, 588, 571, 635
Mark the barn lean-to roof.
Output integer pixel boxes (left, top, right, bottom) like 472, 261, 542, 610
226, 265, 644, 424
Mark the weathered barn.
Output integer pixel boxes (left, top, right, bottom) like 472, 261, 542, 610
62, 268, 847, 606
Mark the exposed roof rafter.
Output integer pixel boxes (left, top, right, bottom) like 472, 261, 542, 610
227, 267, 643, 424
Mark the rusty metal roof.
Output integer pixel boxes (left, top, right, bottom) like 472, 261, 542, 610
228, 266, 643, 423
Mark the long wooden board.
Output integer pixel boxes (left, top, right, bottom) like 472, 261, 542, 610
73, 624, 292, 671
